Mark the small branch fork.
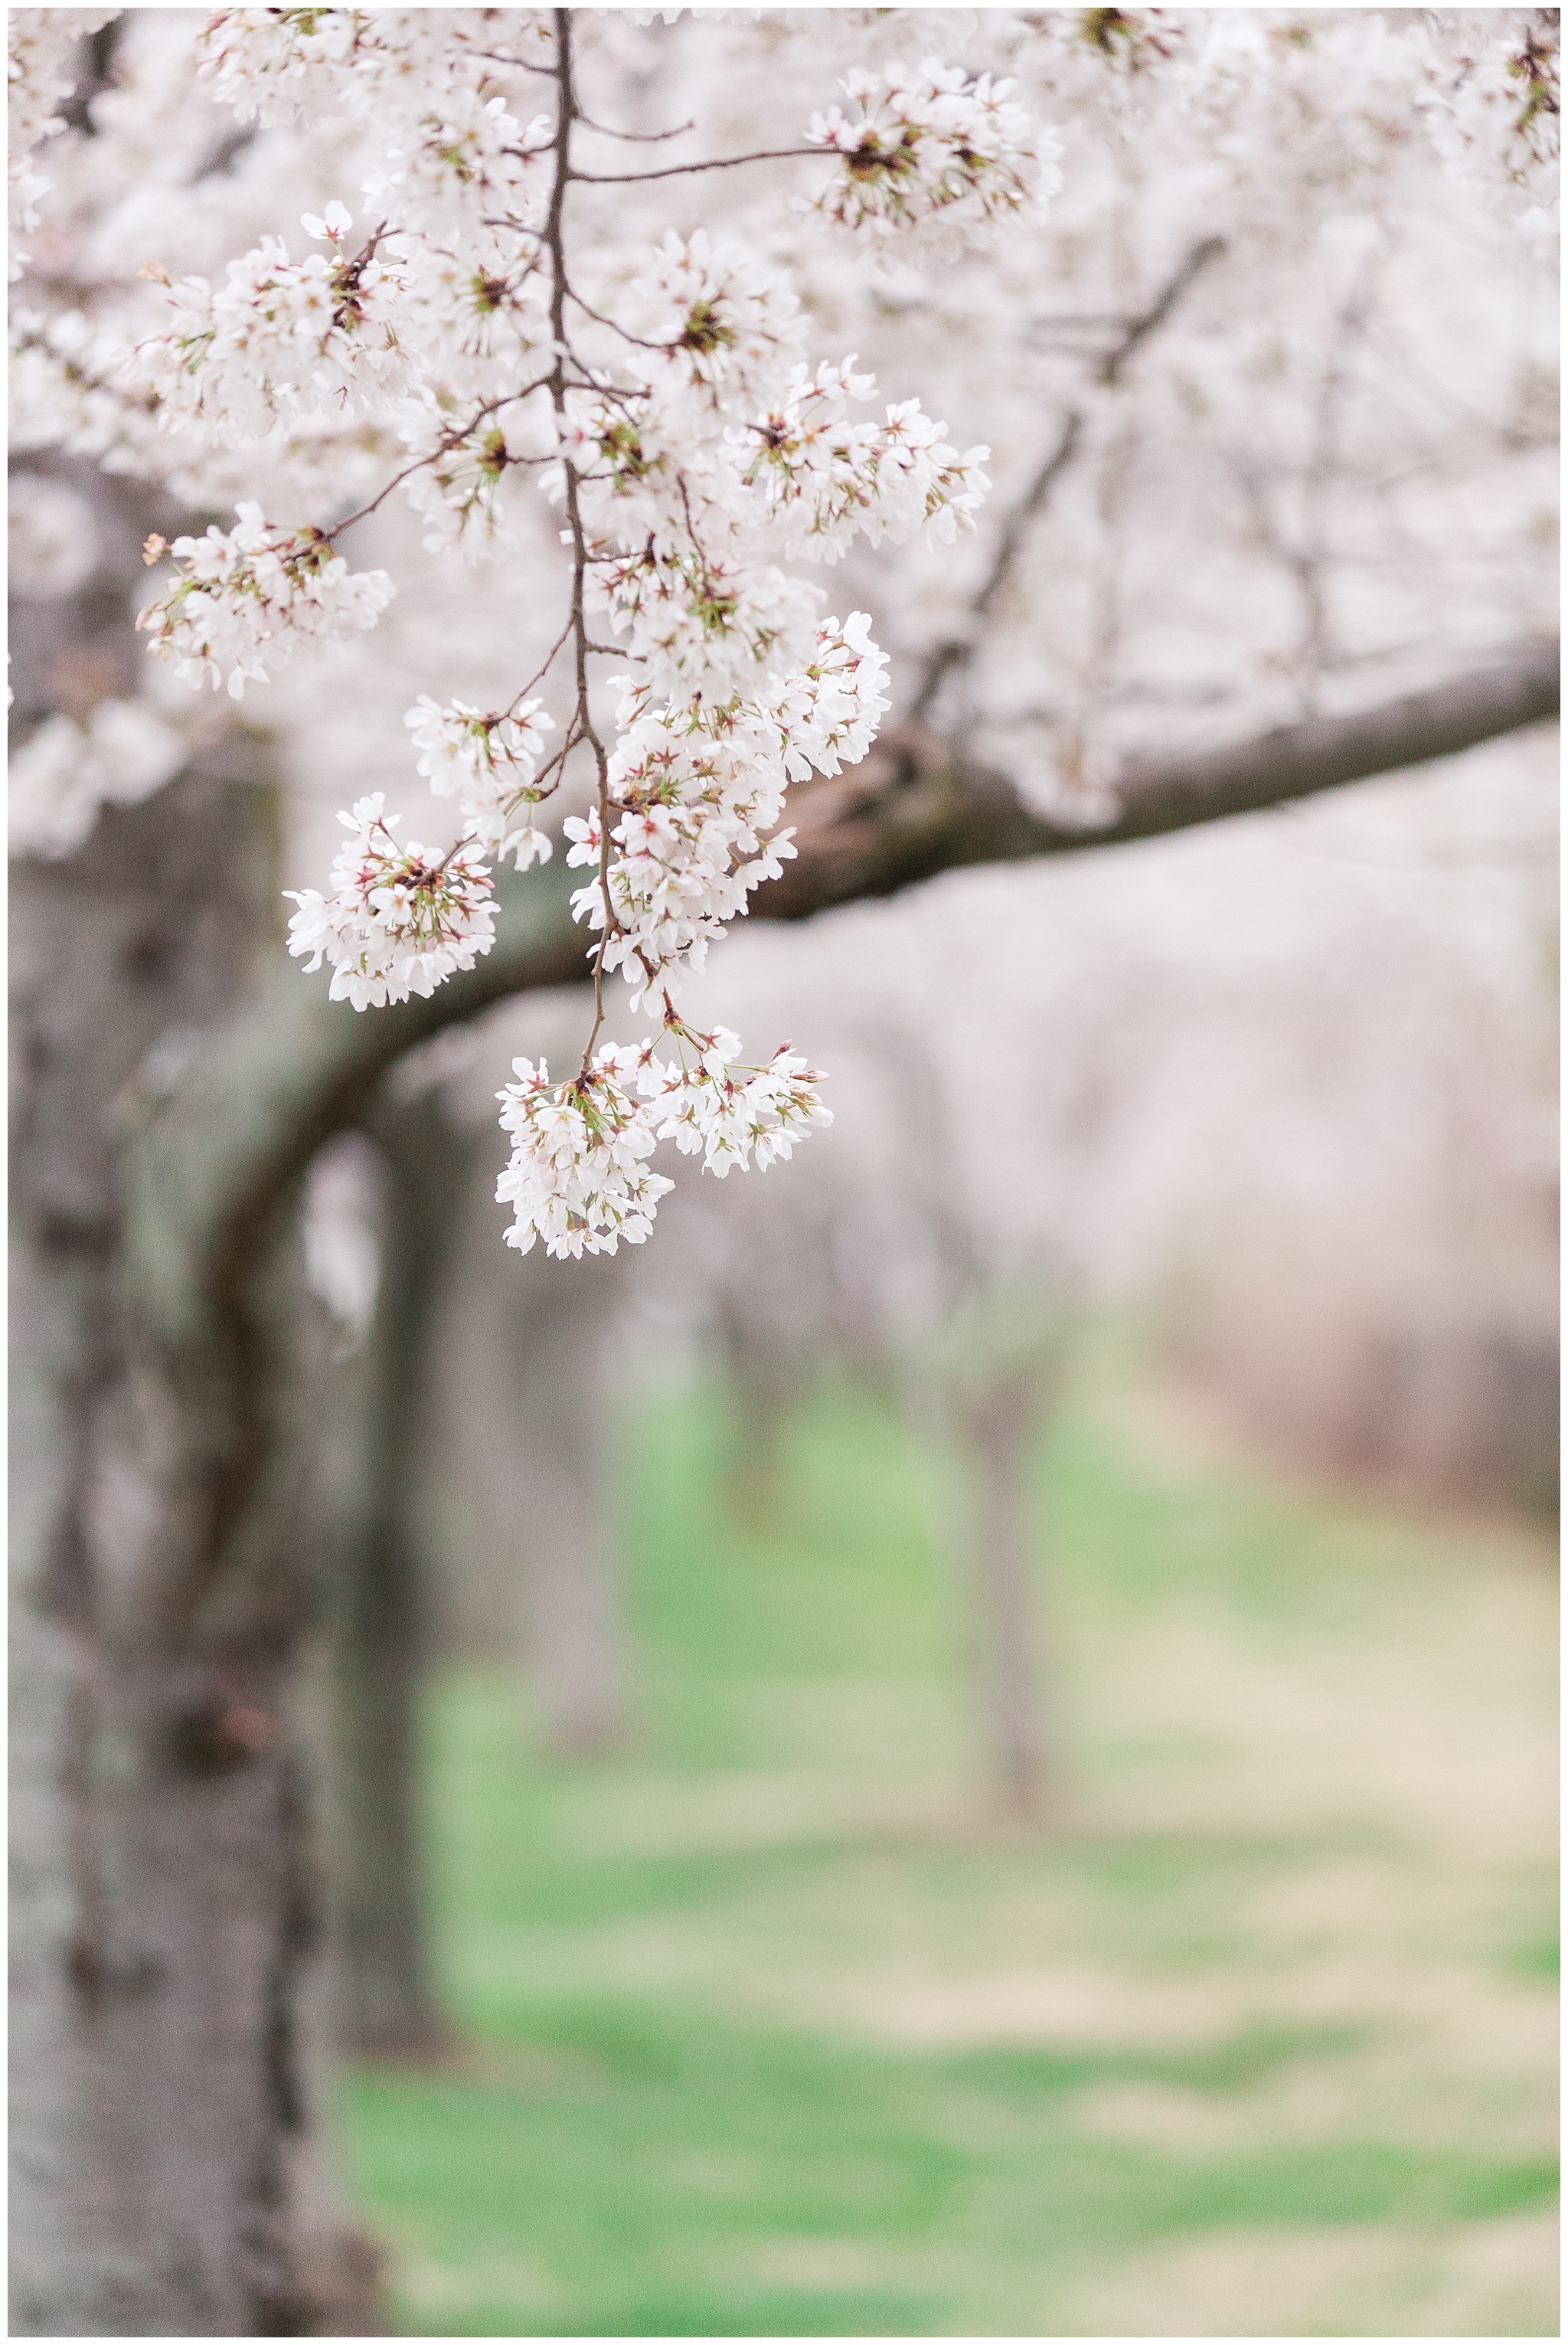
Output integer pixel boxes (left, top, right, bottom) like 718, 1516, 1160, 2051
910, 235, 1227, 724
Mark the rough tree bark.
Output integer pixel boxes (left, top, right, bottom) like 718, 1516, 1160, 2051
9, 458, 382, 2333
8, 752, 382, 2336
10, 633, 1557, 2332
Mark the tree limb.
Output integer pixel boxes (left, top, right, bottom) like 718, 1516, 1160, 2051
125, 636, 1559, 1347
761, 635, 1562, 919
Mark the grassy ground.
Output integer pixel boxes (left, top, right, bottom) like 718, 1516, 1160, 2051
338, 1365, 1558, 2337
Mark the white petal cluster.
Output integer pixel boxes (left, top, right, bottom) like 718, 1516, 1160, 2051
495, 1046, 675, 1259
765, 610, 892, 780
8, 473, 100, 599
588, 546, 822, 705
137, 502, 395, 699
8, 697, 185, 861
194, 5, 362, 127
8, 8, 116, 267
807, 58, 1055, 237
493, 1019, 830, 1259
196, 8, 550, 245
558, 225, 980, 701
732, 358, 991, 558
1420, 14, 1560, 236
128, 207, 419, 443
638, 1027, 833, 1176
360, 85, 548, 253
622, 228, 806, 413
285, 793, 496, 1011
565, 615, 890, 1011
405, 692, 557, 868
9, 306, 166, 473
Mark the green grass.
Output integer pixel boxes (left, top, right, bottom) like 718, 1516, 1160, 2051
338, 1368, 1558, 2337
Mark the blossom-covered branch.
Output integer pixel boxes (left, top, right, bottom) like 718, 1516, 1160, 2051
110, 8, 1048, 1256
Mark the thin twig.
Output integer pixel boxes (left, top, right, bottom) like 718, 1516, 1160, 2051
325, 374, 555, 538
910, 237, 1227, 720
567, 145, 819, 185
1099, 234, 1225, 386
508, 615, 576, 709
577, 113, 695, 144
564, 282, 676, 354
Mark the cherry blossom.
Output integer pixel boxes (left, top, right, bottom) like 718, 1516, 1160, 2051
405, 693, 557, 868
137, 503, 395, 698
495, 1046, 674, 1259
11, 6, 1557, 1261
807, 57, 1057, 237
638, 1026, 834, 1176
8, 696, 185, 859
285, 793, 495, 1011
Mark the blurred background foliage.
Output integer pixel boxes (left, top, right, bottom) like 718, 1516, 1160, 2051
328, 1355, 1556, 2338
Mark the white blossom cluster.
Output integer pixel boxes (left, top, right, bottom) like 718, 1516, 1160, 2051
563, 615, 890, 1015
7, 8, 116, 270
137, 502, 395, 698
493, 1027, 831, 1258
1420, 11, 1560, 237
405, 692, 557, 869
495, 1045, 675, 1259
194, 6, 554, 236
806, 57, 1057, 237
737, 359, 991, 559
559, 227, 987, 704
284, 793, 495, 1010
11, 304, 175, 476
130, 204, 420, 445
637, 1028, 833, 1179
8, 471, 100, 599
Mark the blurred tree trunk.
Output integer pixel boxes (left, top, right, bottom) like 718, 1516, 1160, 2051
499, 1243, 632, 1755
946, 1368, 1054, 1818
717, 1297, 801, 1527
10, 451, 378, 2333
9, 751, 381, 2334
322, 1094, 471, 2062
916, 1301, 1074, 1823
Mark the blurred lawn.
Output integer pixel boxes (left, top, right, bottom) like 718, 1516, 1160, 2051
338, 1366, 1558, 2337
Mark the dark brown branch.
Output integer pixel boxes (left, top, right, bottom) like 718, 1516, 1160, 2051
125, 636, 1559, 1355
761, 638, 1560, 919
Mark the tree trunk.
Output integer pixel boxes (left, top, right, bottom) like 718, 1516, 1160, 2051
8, 754, 381, 2336
716, 1298, 802, 1529
949, 1370, 1053, 1819
321, 1097, 471, 2062
498, 1243, 632, 1755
